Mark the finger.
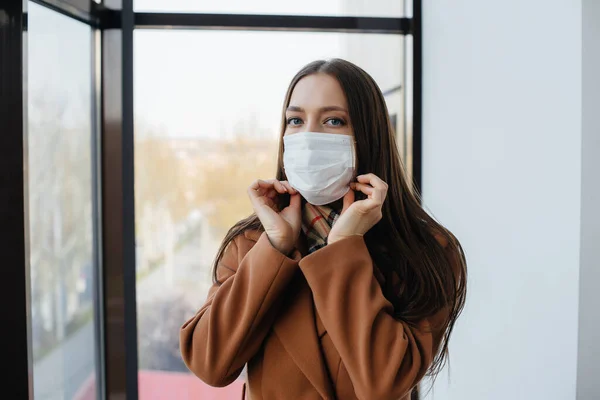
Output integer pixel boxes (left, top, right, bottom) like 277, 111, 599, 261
260, 179, 288, 194
248, 180, 267, 198
356, 173, 388, 189
250, 179, 287, 200
356, 174, 388, 203
341, 188, 355, 214
266, 189, 278, 199
249, 179, 261, 190
248, 182, 281, 221
247, 181, 262, 201
288, 192, 302, 210
281, 193, 302, 236
273, 180, 288, 194
253, 179, 285, 192
248, 183, 271, 200
280, 181, 297, 195
250, 179, 272, 191
350, 182, 375, 196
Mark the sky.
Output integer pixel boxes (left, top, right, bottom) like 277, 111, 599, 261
134, 30, 347, 139
28, 2, 91, 130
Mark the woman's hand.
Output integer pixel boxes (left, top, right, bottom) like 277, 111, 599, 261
328, 173, 388, 244
247, 179, 302, 255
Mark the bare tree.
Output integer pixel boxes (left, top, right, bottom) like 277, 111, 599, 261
28, 93, 94, 358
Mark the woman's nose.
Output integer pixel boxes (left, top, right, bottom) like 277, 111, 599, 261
304, 118, 320, 132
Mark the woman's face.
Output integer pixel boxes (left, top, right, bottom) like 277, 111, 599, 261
284, 73, 354, 137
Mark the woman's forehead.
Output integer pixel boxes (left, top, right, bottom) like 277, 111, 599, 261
289, 73, 347, 109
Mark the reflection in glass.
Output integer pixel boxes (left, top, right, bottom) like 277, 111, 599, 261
135, 0, 405, 17
134, 29, 404, 398
28, 3, 98, 400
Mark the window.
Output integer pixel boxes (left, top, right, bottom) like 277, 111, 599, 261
5, 0, 418, 398
134, 29, 404, 398
28, 3, 99, 400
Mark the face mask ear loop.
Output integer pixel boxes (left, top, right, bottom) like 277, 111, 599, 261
351, 139, 358, 181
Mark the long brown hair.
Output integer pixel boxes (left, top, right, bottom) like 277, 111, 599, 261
212, 59, 467, 379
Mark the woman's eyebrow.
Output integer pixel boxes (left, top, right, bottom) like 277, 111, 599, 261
320, 106, 348, 113
286, 105, 348, 113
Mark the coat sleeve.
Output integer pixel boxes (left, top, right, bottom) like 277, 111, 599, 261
180, 232, 300, 387
298, 235, 451, 400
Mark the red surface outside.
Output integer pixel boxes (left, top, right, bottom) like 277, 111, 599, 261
73, 371, 244, 400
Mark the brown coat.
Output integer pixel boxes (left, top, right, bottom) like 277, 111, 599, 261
180, 230, 451, 400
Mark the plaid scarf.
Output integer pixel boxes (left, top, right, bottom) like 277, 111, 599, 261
302, 203, 340, 254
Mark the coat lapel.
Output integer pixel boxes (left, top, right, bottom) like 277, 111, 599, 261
243, 230, 333, 399
273, 273, 335, 400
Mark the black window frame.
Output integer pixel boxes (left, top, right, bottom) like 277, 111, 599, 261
1, 0, 422, 398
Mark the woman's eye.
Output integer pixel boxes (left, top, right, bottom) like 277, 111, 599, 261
287, 117, 303, 126
325, 118, 345, 127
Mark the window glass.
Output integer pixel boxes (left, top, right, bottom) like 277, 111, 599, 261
28, 3, 99, 400
134, 29, 404, 398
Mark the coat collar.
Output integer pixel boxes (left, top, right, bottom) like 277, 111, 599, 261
243, 229, 333, 399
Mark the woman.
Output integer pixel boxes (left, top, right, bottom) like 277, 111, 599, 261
180, 59, 467, 400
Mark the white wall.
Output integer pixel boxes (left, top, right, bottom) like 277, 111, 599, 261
421, 1, 583, 399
